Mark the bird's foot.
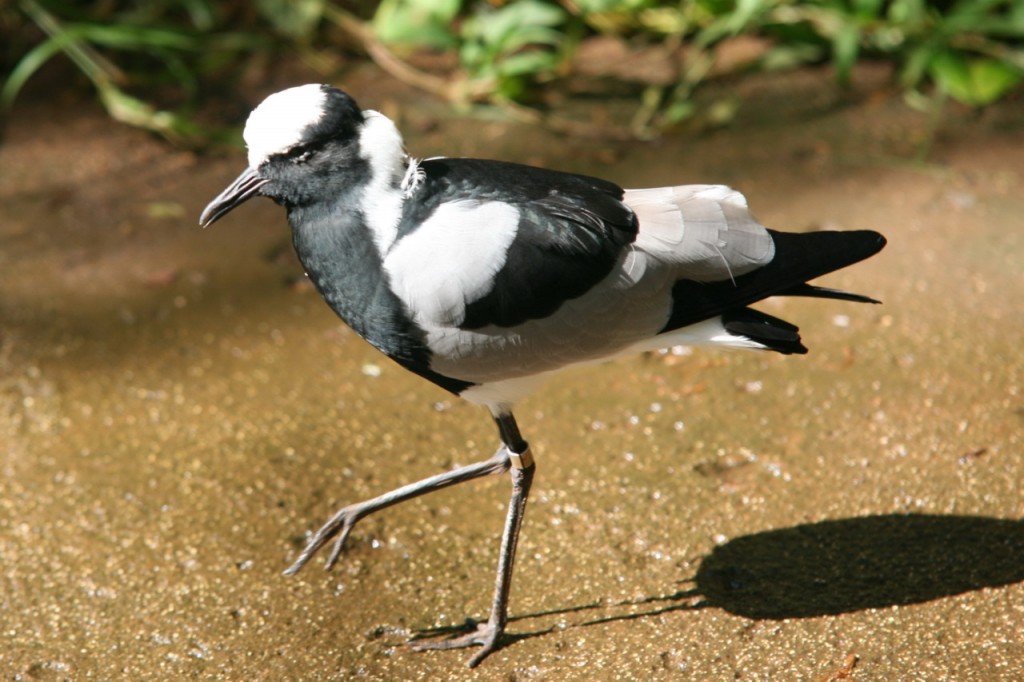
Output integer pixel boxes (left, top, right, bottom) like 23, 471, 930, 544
409, 618, 505, 668
283, 504, 362, 576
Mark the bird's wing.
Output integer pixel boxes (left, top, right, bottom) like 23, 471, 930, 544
626, 185, 776, 282
385, 158, 638, 330
458, 189, 638, 329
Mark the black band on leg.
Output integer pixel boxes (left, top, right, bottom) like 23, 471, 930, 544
493, 413, 530, 459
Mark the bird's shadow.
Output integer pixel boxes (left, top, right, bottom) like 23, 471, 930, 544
411, 513, 1024, 650
690, 513, 1024, 619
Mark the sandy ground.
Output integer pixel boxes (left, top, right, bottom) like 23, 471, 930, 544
1, 65, 1022, 680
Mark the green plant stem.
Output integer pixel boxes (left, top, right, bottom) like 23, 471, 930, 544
19, 0, 125, 87
914, 89, 947, 163
322, 3, 481, 102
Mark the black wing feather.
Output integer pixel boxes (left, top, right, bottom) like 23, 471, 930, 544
408, 158, 638, 329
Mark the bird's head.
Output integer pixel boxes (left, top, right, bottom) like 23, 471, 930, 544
199, 84, 374, 227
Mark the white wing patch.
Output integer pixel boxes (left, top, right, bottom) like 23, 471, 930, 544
244, 84, 327, 169
384, 201, 521, 327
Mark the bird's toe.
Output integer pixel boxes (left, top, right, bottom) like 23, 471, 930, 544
408, 618, 505, 667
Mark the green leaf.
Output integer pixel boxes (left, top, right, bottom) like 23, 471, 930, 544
900, 43, 937, 88
964, 58, 1021, 104
2, 33, 69, 108
761, 43, 826, 72
711, 0, 772, 42
498, 50, 560, 77
929, 51, 1022, 106
833, 21, 860, 84
69, 24, 204, 51
852, 0, 884, 20
256, 0, 325, 40
465, 0, 565, 47
663, 99, 696, 125
887, 0, 927, 26
573, 0, 653, 12
460, 0, 567, 81
373, 0, 461, 49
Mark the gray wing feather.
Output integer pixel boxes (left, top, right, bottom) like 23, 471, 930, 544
626, 185, 775, 281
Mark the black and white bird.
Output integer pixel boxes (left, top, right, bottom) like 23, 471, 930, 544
200, 84, 886, 667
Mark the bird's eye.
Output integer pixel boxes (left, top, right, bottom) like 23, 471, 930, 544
287, 145, 314, 164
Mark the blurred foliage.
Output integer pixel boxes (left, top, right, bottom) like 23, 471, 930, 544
3, 0, 1023, 143
1, 0, 276, 144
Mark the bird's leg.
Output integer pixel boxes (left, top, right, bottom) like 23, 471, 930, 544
284, 447, 511, 576
411, 412, 536, 667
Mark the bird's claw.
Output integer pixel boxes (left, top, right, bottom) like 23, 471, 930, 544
324, 527, 351, 570
283, 507, 361, 576
409, 618, 505, 668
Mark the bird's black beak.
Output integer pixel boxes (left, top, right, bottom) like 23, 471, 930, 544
199, 166, 269, 228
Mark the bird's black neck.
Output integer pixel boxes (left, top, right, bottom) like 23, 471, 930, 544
287, 196, 475, 396
289, 197, 405, 351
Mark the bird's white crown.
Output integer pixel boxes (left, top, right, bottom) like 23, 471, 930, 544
244, 84, 328, 169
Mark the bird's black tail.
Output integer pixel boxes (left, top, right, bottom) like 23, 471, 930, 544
777, 282, 880, 305
661, 229, 887, 337
765, 229, 886, 304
